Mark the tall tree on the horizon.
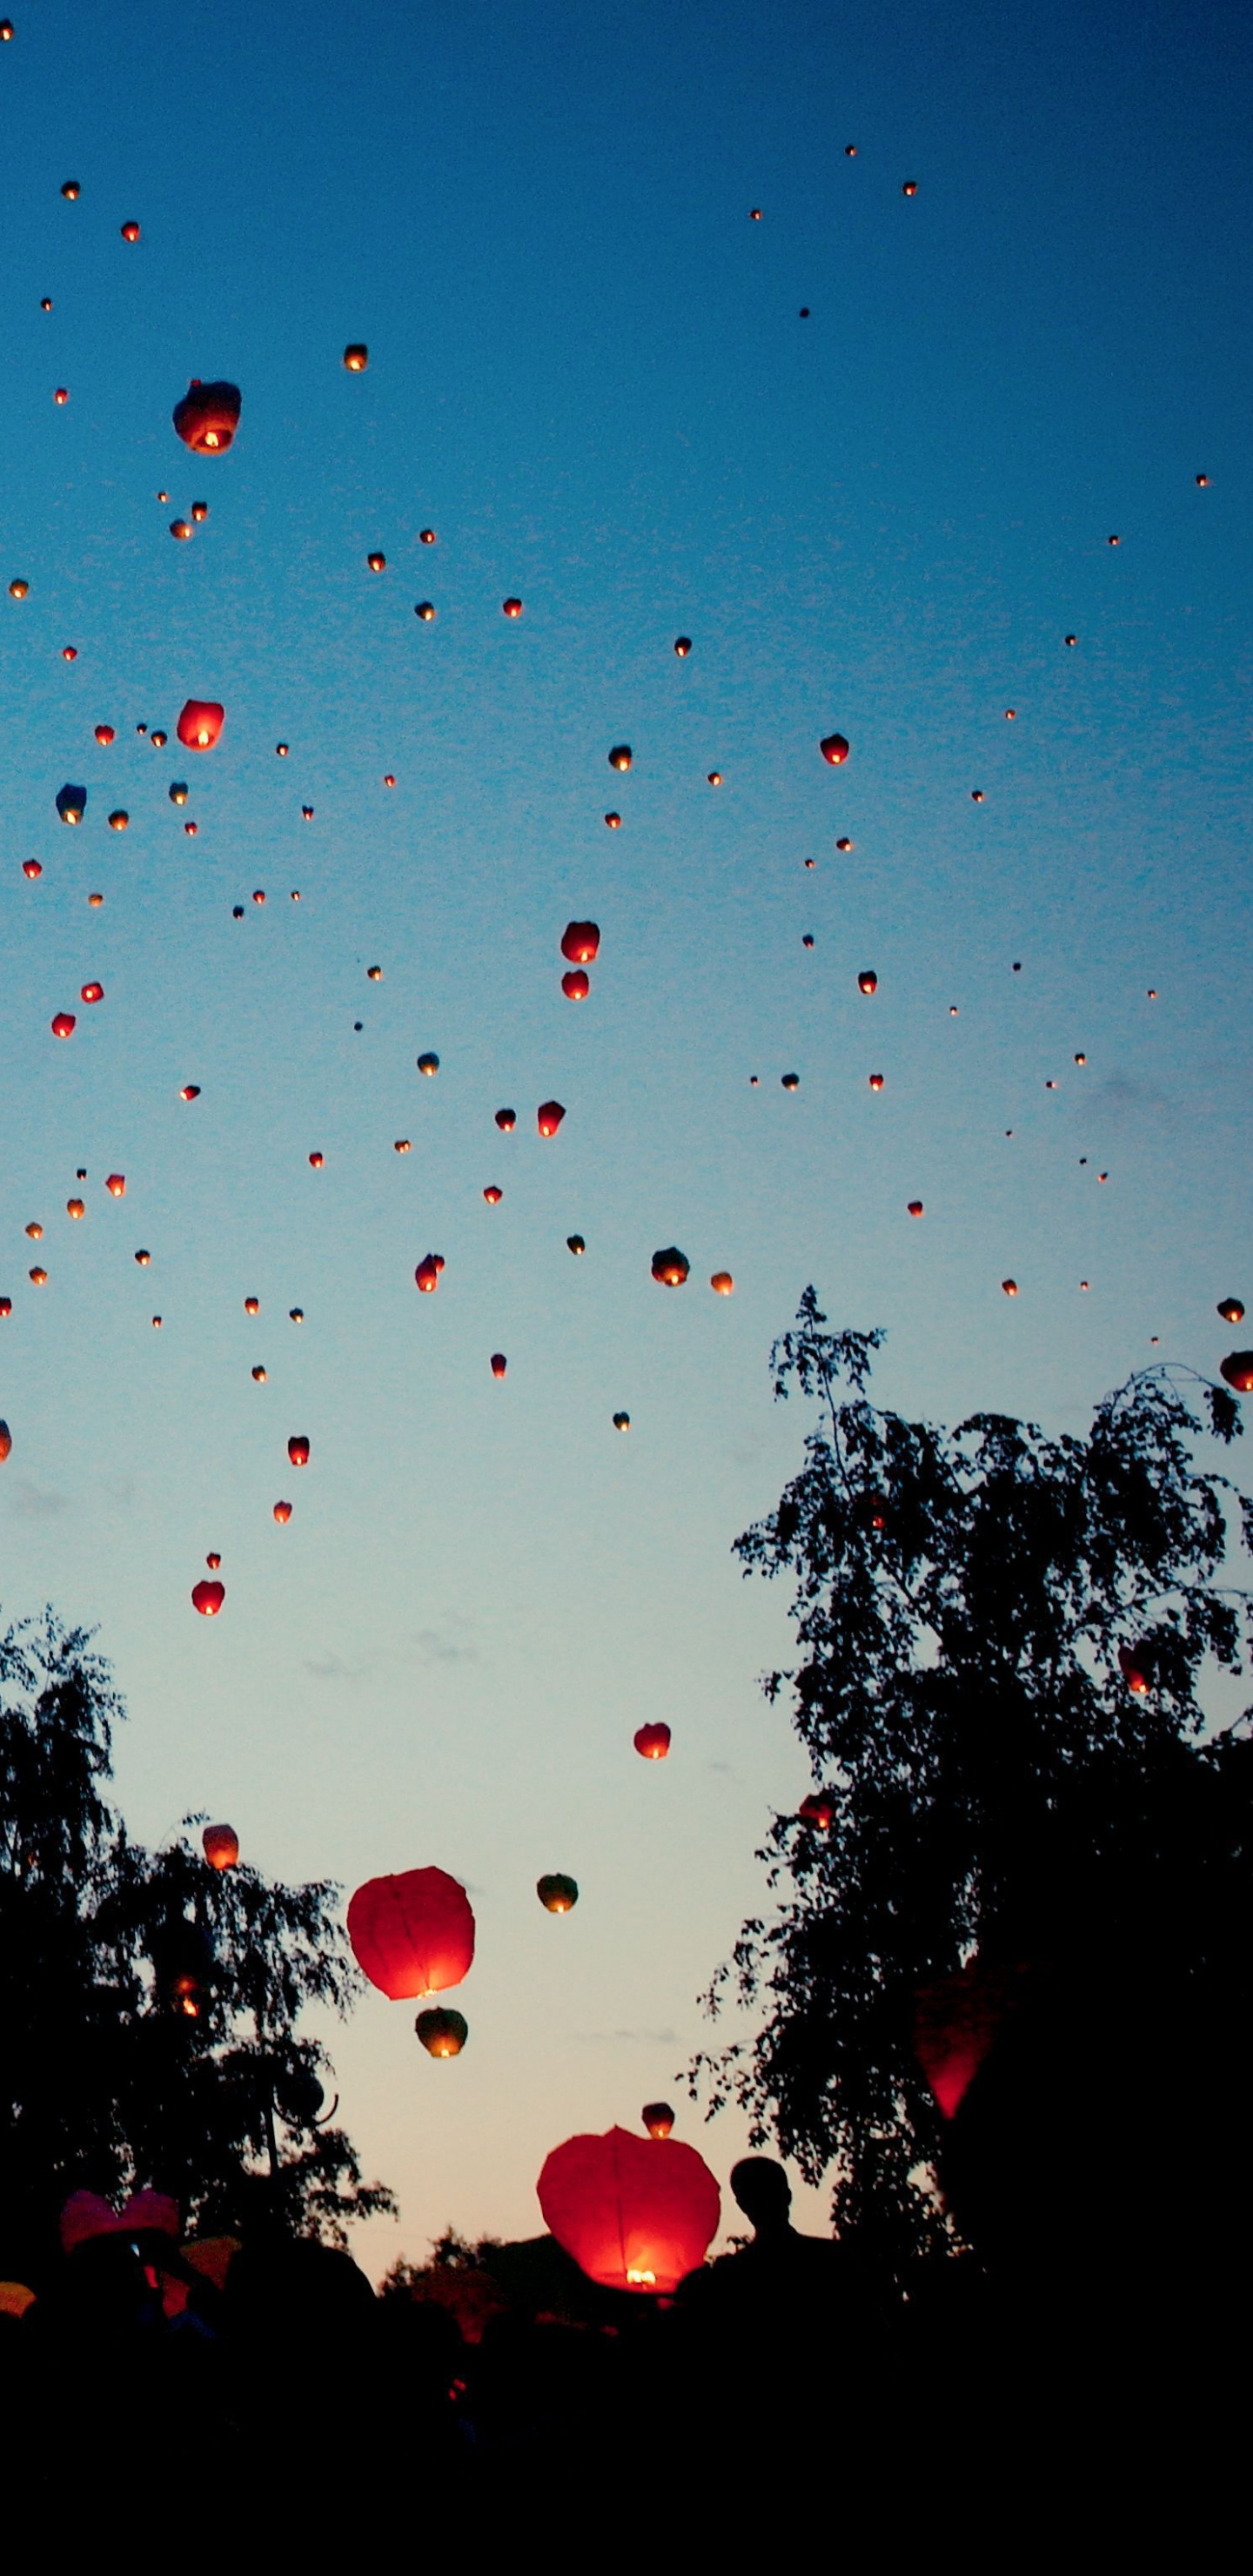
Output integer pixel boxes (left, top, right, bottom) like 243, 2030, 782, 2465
693, 1290, 1253, 2270
0, 1609, 393, 2280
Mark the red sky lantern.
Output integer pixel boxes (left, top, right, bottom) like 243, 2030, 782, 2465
273, 1499, 292, 1523
0, 1423, 11, 1462
309, 1150, 323, 1167
868, 1073, 884, 1090
858, 970, 877, 996
502, 596, 523, 617
908, 1200, 924, 1218
642, 2102, 674, 2137
180, 1084, 201, 1100
799, 1788, 836, 1828
561, 970, 590, 1001
561, 922, 600, 964
820, 732, 849, 765
81, 983, 104, 1004
483, 1185, 502, 1204
288, 1435, 311, 1466
1220, 1352, 1253, 1392
537, 2126, 720, 2293
177, 700, 224, 751
605, 811, 621, 828
415, 1253, 445, 1292
172, 379, 241, 453
1118, 1642, 1151, 1694
490, 1352, 507, 1379
191, 1579, 225, 1616
348, 1865, 476, 1999
105, 1174, 125, 1197
95, 723, 115, 745
537, 1101, 566, 1137
344, 344, 368, 371
913, 1961, 1023, 2119
203, 1824, 239, 1869
50, 1012, 76, 1039
607, 745, 632, 772
1217, 1298, 1245, 1324
495, 1108, 516, 1131
634, 1722, 671, 1759
710, 1271, 734, 1295
673, 637, 692, 657
652, 1248, 689, 1285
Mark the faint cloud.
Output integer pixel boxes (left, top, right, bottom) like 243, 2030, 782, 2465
573, 2026, 680, 2048
10, 1480, 70, 1519
408, 1618, 479, 1667
1082, 1074, 1176, 1131
305, 1650, 372, 1683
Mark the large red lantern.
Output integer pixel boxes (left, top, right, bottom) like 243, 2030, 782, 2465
912, 1961, 1024, 2119
177, 700, 224, 751
415, 1252, 445, 1292
348, 1866, 476, 1999
1117, 1642, 1151, 1694
203, 1824, 239, 1869
537, 2126, 720, 2292
191, 1579, 225, 1617
1220, 1351, 1253, 1393
172, 379, 241, 453
560, 922, 600, 964
820, 732, 849, 765
537, 1100, 566, 1137
634, 1722, 671, 1760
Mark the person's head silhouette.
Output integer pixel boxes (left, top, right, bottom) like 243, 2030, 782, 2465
730, 2157, 794, 2242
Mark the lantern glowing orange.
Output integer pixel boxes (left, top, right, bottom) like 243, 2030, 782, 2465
57, 784, 85, 823
191, 503, 208, 522
191, 1579, 225, 1617
902, 179, 917, 196
177, 700, 224, 751
605, 811, 621, 828
868, 1073, 884, 1090
908, 1200, 924, 1218
308, 1150, 323, 1167
858, 970, 877, 996
483, 1184, 501, 1203
502, 596, 522, 618
0, 1423, 10, 1462
9, 580, 29, 600
674, 635, 692, 657
1216, 1298, 1245, 1325
53, 387, 69, 405
273, 1499, 291, 1523
419, 528, 436, 546
820, 733, 849, 766
913, 1962, 1022, 2119
23, 862, 41, 880
105, 1174, 125, 1197
568, 1235, 586, 1255
634, 1722, 671, 1759
1002, 1279, 1018, 1297
537, 2127, 720, 2293
495, 1108, 516, 1131
490, 1352, 506, 1379
415, 1253, 445, 1292
416, 2009, 467, 2056
537, 1874, 578, 1912
652, 1248, 689, 1286
562, 969, 590, 1001
537, 1101, 566, 1137
67, 1199, 84, 1219
607, 745, 632, 772
417, 1052, 439, 1077
799, 1789, 836, 1828
1220, 1352, 1253, 1392
348, 1866, 476, 1999
781, 1072, 800, 1090
1118, 1643, 1150, 1695
172, 379, 241, 454
343, 344, 368, 371
367, 552, 385, 572
414, 600, 435, 621
203, 1824, 239, 1870
288, 1435, 311, 1466
171, 520, 192, 541
180, 1084, 201, 1100
50, 1012, 76, 1038
561, 922, 600, 964
613, 1411, 630, 1430
642, 2103, 674, 2137
94, 723, 115, 745
710, 1271, 734, 1295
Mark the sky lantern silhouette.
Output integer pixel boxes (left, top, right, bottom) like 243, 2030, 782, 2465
414, 600, 436, 621
537, 1874, 579, 1912
191, 503, 208, 523
348, 1865, 476, 1999
490, 1352, 507, 1379
416, 2009, 467, 2056
858, 970, 877, 995
53, 388, 69, 406
902, 178, 918, 196
908, 1200, 924, 1218
537, 1101, 566, 1137
642, 2102, 674, 2137
820, 733, 849, 765
172, 379, 241, 453
634, 1722, 671, 1759
483, 1184, 502, 1203
652, 1248, 689, 1285
108, 810, 128, 830
202, 1825, 238, 1870
613, 1412, 631, 1431
799, 1788, 836, 1828
710, 1271, 734, 1295
567, 1234, 586, 1254
23, 862, 41, 880
415, 1253, 446, 1292
367, 551, 386, 572
419, 528, 436, 545
288, 1435, 311, 1466
605, 810, 621, 828
561, 922, 600, 963
0, 1423, 10, 1463
495, 1108, 516, 1131
502, 596, 523, 617
674, 636, 692, 657
868, 1073, 884, 1090
1217, 1298, 1245, 1324
9, 579, 29, 600
178, 700, 224, 750
343, 343, 368, 370
56, 784, 85, 823
912, 1962, 1022, 2119
61, 180, 81, 199
1220, 1352, 1253, 1392
1118, 1643, 1151, 1694
191, 1579, 225, 1617
607, 745, 632, 772
537, 2127, 720, 2292
562, 970, 590, 1001
171, 520, 192, 541
417, 1051, 440, 1076
781, 1072, 800, 1090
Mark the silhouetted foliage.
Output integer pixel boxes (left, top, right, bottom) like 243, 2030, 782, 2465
0, 1609, 393, 2277
693, 1290, 1253, 2270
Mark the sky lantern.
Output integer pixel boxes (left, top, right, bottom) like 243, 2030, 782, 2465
367, 551, 386, 572
9, 579, 29, 599
416, 2009, 467, 2056
490, 1352, 507, 1379
902, 178, 918, 196
23, 861, 42, 880
868, 1073, 884, 1090
1118, 1642, 1151, 1694
538, 1874, 579, 1912
273, 1500, 292, 1523
62, 645, 77, 661
781, 1072, 800, 1090
912, 1962, 1021, 2120
483, 1185, 502, 1204
0, 1423, 10, 1463
642, 2103, 674, 2137
288, 1435, 311, 1466
419, 528, 436, 545
799, 1788, 836, 1828
537, 1100, 566, 1137
607, 745, 632, 772
561, 922, 600, 964
191, 1579, 225, 1617
178, 700, 224, 750
634, 1722, 671, 1759
1220, 1352, 1253, 1392
613, 1411, 631, 1431
203, 1824, 239, 1870
348, 1865, 476, 1999
180, 1084, 201, 1100
67, 1199, 84, 1219
673, 636, 692, 657
172, 379, 241, 453
57, 784, 85, 823
414, 600, 436, 621
707, 770, 722, 787
108, 811, 130, 832
167, 781, 187, 805
1217, 1298, 1245, 1324
61, 180, 81, 198
105, 1174, 125, 1197
171, 520, 192, 541
417, 1052, 440, 1076
308, 1150, 323, 1166
1002, 1278, 1018, 1297
710, 1271, 734, 1294
858, 970, 877, 995
502, 596, 523, 617
605, 810, 621, 828
652, 1247, 689, 1286
820, 733, 849, 765
415, 1253, 445, 1292
908, 1200, 924, 1218
53, 387, 69, 405
567, 1234, 586, 1255
94, 723, 115, 745
343, 343, 368, 370
495, 1108, 516, 1131
191, 502, 208, 522
562, 970, 590, 1001
50, 1013, 76, 1039
537, 2126, 720, 2293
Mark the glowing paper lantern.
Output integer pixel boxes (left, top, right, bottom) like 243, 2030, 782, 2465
652, 1248, 689, 1286
177, 700, 224, 751
537, 1100, 566, 1137
288, 1435, 311, 1466
607, 745, 632, 772
537, 1874, 579, 1912
56, 784, 86, 823
105, 1174, 125, 1197
416, 1052, 440, 1076
710, 1271, 734, 1294
1220, 1352, 1253, 1392
495, 1108, 516, 1131
415, 1253, 445, 1292
1217, 1298, 1245, 1325
95, 723, 115, 745
642, 2103, 674, 2137
673, 637, 692, 657
634, 1722, 671, 1759
0, 1422, 10, 1463
203, 1824, 239, 1870
348, 1865, 476, 1999
1118, 1643, 1151, 1695
912, 1961, 1023, 2119
416, 2009, 467, 2056
172, 379, 241, 453
192, 1580, 225, 1617
343, 344, 368, 370
858, 970, 877, 996
273, 1500, 291, 1523
502, 596, 523, 617
81, 982, 104, 1003
561, 922, 600, 964
562, 970, 590, 1001
490, 1352, 507, 1379
537, 2127, 720, 2292
50, 1012, 76, 1038
820, 733, 849, 766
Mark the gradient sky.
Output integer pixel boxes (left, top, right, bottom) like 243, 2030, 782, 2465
2, 0, 1250, 2274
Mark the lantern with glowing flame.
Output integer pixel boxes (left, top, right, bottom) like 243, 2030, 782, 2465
652, 1247, 689, 1286
1220, 1352, 1253, 1393
416, 2009, 467, 2056
537, 2127, 720, 2292
634, 1722, 671, 1759
191, 1580, 225, 1617
288, 1435, 311, 1467
642, 2103, 674, 2137
537, 1874, 579, 1913
348, 1865, 476, 1999
177, 700, 224, 751
203, 1825, 239, 1870
820, 733, 849, 766
172, 379, 241, 454
912, 1960, 1023, 2119
561, 922, 600, 964
415, 1253, 445, 1292
537, 1101, 566, 1137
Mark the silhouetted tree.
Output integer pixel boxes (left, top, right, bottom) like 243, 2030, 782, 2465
694, 1290, 1253, 2270
0, 1609, 393, 2279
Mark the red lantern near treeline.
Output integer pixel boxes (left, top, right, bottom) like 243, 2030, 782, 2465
1220, 1352, 1253, 1392
203, 1824, 239, 1870
537, 2126, 720, 2292
172, 379, 241, 454
348, 1866, 476, 1999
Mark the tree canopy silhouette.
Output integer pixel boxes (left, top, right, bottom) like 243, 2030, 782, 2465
694, 1290, 1253, 2269
0, 1608, 393, 2281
